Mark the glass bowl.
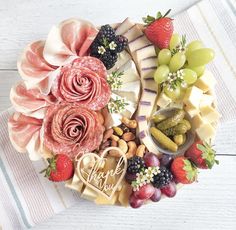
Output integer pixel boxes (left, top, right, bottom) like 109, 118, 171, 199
148, 107, 195, 156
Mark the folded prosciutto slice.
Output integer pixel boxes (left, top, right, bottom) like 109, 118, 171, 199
10, 81, 57, 119
17, 40, 58, 94
8, 112, 43, 160
43, 18, 98, 67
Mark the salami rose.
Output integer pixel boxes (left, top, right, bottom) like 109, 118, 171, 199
52, 57, 111, 110
44, 103, 104, 158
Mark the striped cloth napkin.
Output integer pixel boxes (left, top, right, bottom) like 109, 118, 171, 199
1, 0, 236, 229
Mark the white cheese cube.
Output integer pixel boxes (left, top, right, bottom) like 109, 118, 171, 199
81, 186, 98, 201
200, 105, 221, 123
191, 114, 205, 130
65, 173, 84, 193
194, 70, 216, 93
157, 92, 172, 108
184, 104, 199, 118
196, 123, 216, 142
183, 86, 203, 109
199, 94, 214, 109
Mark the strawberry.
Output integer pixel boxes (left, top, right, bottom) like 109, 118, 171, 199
185, 140, 219, 169
41, 154, 74, 182
170, 156, 197, 184
143, 9, 173, 49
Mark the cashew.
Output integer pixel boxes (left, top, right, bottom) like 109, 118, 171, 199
126, 141, 137, 159
110, 134, 119, 142
113, 126, 123, 136
109, 139, 128, 158
136, 144, 146, 157
121, 117, 137, 129
118, 139, 128, 153
103, 128, 113, 143
122, 132, 136, 142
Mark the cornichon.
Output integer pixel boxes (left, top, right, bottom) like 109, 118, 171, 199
162, 124, 188, 136
152, 114, 167, 123
156, 109, 185, 131
174, 134, 185, 146
150, 127, 178, 152
179, 119, 191, 130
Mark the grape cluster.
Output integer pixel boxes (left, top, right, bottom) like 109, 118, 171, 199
154, 33, 215, 101
90, 24, 128, 69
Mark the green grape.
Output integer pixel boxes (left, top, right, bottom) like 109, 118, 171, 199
185, 41, 204, 58
158, 49, 172, 65
169, 34, 181, 51
154, 65, 170, 84
187, 48, 215, 67
169, 52, 186, 72
189, 65, 205, 77
182, 68, 197, 84
164, 86, 181, 101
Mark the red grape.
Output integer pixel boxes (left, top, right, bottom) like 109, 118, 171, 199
129, 193, 144, 208
160, 154, 173, 167
150, 188, 162, 202
161, 181, 177, 198
144, 152, 160, 167
133, 183, 155, 200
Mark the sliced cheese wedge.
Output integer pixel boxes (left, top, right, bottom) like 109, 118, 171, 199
123, 24, 143, 42
129, 35, 151, 53
115, 17, 135, 35
134, 45, 156, 66
81, 186, 98, 201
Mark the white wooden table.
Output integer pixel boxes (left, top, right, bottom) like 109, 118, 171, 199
1, 0, 236, 229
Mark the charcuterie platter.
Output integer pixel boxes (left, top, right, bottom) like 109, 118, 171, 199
8, 10, 220, 208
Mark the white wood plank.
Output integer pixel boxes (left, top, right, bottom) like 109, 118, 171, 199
0, 0, 199, 69
32, 156, 236, 230
0, 71, 20, 111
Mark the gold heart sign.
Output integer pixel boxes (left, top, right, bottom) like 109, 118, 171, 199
77, 147, 127, 200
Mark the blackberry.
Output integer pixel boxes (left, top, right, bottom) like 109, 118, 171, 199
97, 24, 116, 43
114, 35, 128, 53
100, 51, 118, 69
127, 156, 145, 174
152, 166, 173, 188
90, 40, 101, 57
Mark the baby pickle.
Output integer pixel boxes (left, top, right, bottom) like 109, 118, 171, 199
173, 134, 184, 146
162, 124, 188, 136
152, 114, 167, 124
157, 109, 185, 131
150, 127, 178, 152
179, 119, 191, 130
